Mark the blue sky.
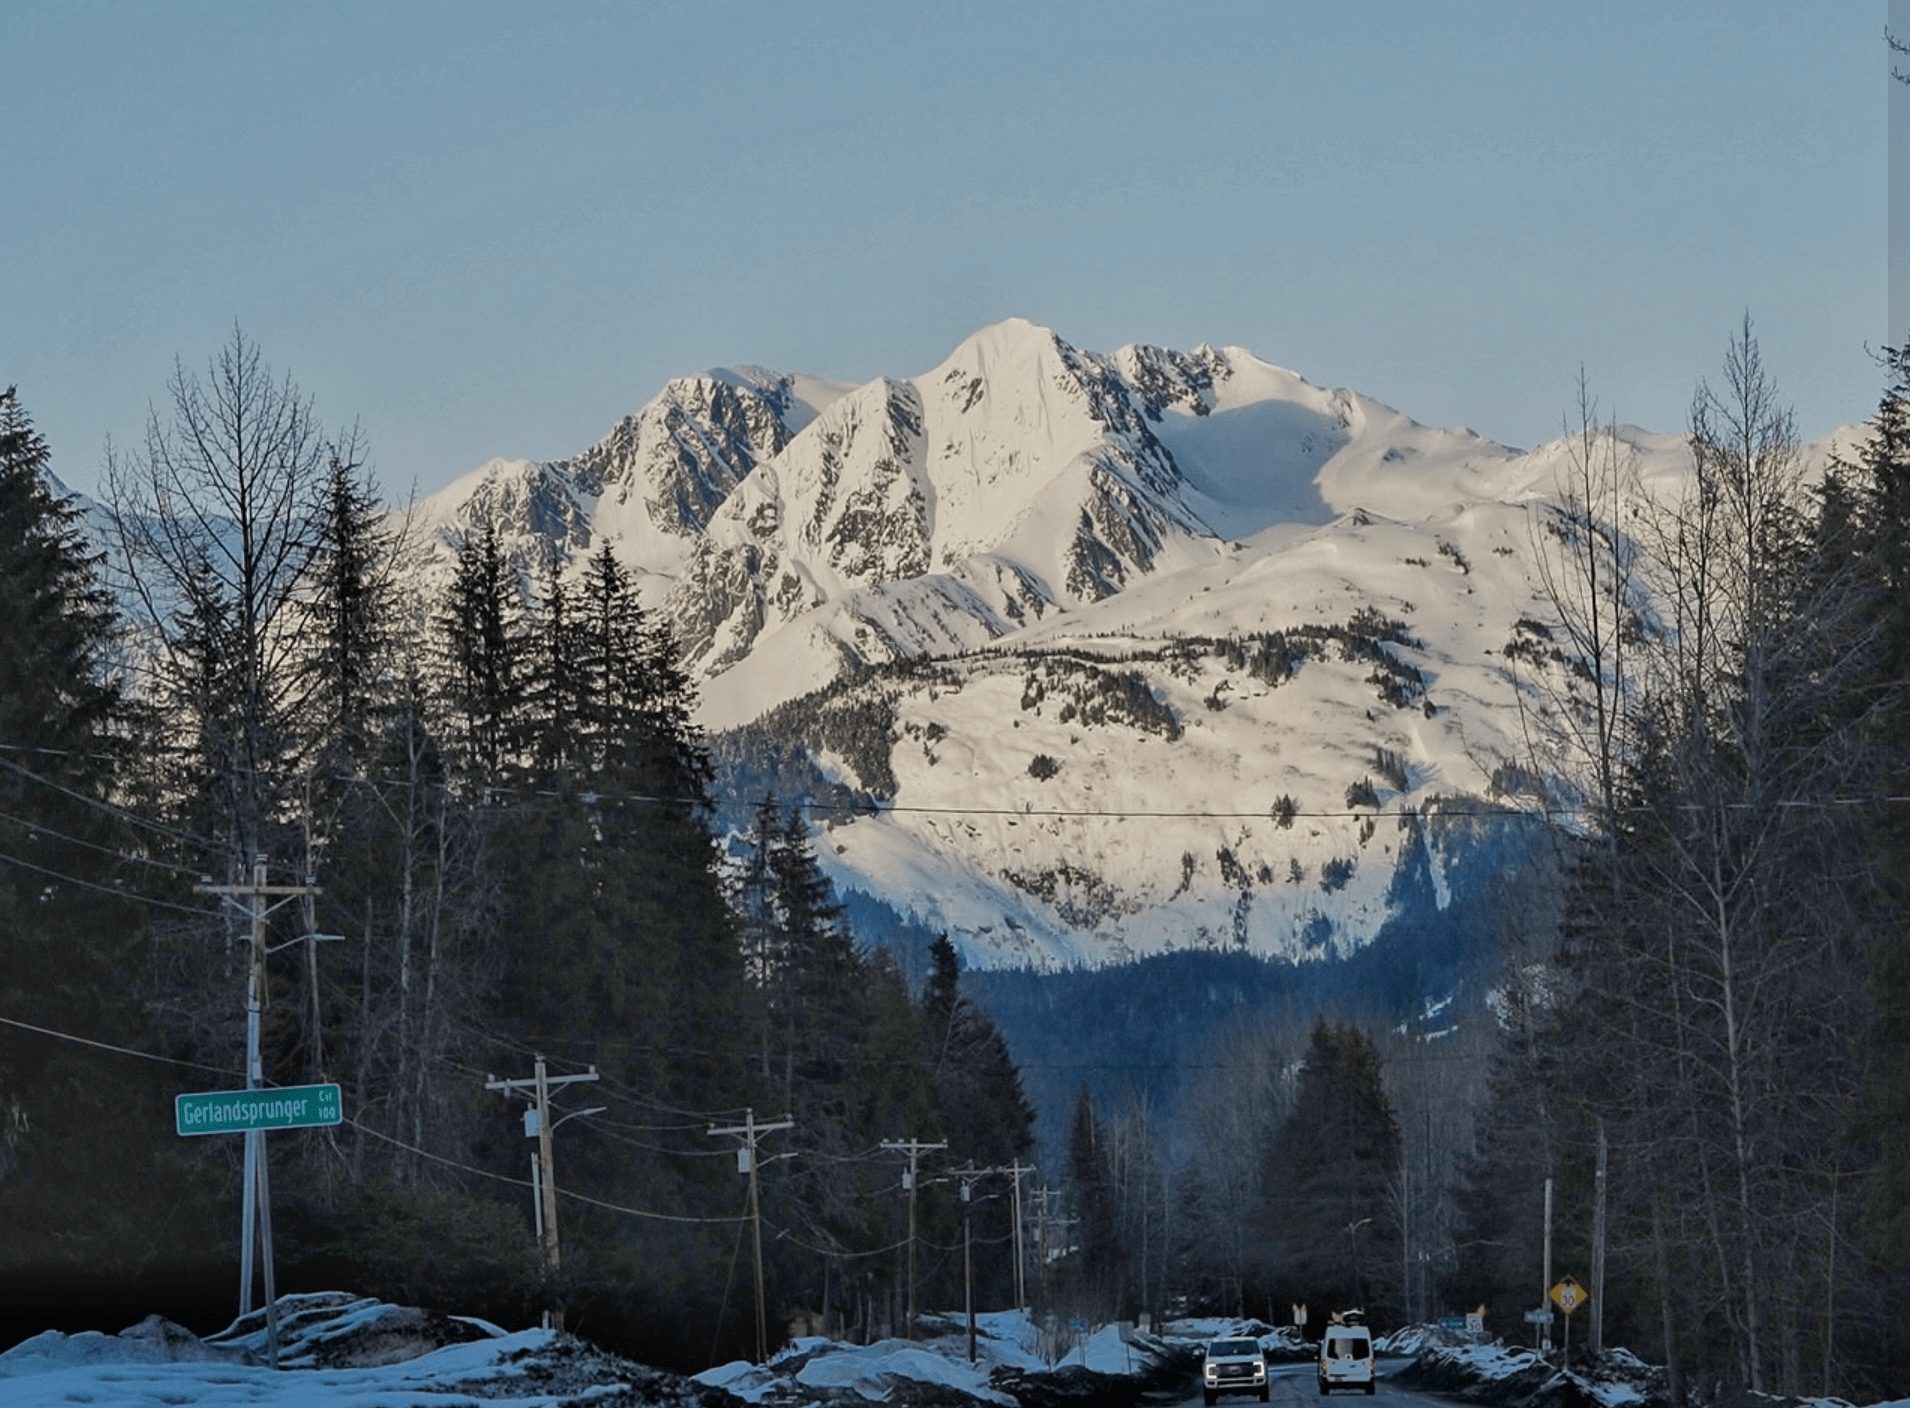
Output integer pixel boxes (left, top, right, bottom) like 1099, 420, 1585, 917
4, 3, 1891, 498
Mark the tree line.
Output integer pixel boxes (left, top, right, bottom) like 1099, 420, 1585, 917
1449, 323, 1910, 1402
7, 318, 1909, 1402
0, 330, 1032, 1369
1040, 322, 1910, 1406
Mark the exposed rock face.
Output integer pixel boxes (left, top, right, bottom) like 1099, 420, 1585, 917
383, 319, 1862, 972
567, 374, 796, 536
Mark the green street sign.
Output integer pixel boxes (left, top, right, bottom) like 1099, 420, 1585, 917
176, 1083, 342, 1136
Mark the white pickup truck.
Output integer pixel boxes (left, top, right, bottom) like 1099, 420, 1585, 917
1199, 1337, 1271, 1405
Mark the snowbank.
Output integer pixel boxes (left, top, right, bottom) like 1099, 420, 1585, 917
793, 1340, 1013, 1403
692, 1309, 1180, 1407
0, 1295, 1188, 1408
0, 1293, 724, 1408
1159, 1317, 1309, 1362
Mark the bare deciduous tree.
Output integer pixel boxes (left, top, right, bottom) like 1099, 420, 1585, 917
105, 325, 330, 855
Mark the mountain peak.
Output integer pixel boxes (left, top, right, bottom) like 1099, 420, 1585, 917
932, 317, 1068, 377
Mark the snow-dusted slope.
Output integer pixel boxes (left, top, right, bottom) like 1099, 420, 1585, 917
399, 321, 1861, 971
726, 499, 1548, 968
411, 367, 855, 588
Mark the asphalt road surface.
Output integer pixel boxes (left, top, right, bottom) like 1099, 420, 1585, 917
1167, 1359, 1433, 1408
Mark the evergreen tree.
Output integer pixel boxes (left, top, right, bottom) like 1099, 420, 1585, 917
471, 541, 753, 1346
572, 542, 644, 772
1835, 341, 1910, 1384
768, 808, 858, 1111
0, 388, 211, 1325
1064, 1086, 1123, 1318
921, 935, 1034, 1168
0, 387, 120, 773
437, 513, 525, 783
1447, 1002, 1574, 1330
522, 550, 581, 780
148, 551, 246, 842
300, 434, 397, 778
1262, 1021, 1402, 1319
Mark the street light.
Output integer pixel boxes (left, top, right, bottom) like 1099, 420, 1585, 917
1345, 1217, 1373, 1311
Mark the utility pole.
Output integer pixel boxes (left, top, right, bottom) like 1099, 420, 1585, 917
708, 1109, 794, 1363
1032, 1183, 1055, 1307
882, 1136, 946, 1340
1002, 1159, 1033, 1311
297, 805, 341, 1084
486, 1056, 600, 1331
1029, 1184, 1074, 1314
1542, 1176, 1555, 1356
1591, 1120, 1608, 1356
953, 1164, 995, 1364
197, 856, 321, 1371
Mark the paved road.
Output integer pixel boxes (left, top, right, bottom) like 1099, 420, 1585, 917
1165, 1358, 1441, 1408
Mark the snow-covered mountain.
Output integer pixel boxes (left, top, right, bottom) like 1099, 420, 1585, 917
409, 319, 1860, 972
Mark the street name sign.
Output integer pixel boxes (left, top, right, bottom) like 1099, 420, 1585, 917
1524, 1308, 1555, 1325
176, 1083, 342, 1136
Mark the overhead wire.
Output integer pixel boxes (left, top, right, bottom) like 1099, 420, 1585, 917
0, 754, 223, 855
766, 1221, 911, 1261
0, 844, 219, 917
0, 1012, 243, 1079
0, 804, 207, 876
0, 750, 1838, 823
452, 1018, 756, 1122
0, 1007, 749, 1227
343, 1118, 751, 1224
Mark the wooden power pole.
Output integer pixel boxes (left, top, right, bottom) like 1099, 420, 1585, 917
1002, 1159, 1033, 1311
486, 1056, 599, 1331
952, 1163, 995, 1364
1542, 1176, 1555, 1355
197, 855, 321, 1370
1591, 1120, 1608, 1355
882, 1136, 946, 1339
709, 1109, 793, 1363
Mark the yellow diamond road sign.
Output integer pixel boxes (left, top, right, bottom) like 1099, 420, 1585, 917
1549, 1275, 1587, 1315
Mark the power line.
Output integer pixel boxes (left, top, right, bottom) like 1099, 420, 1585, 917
0, 805, 205, 876
585, 1123, 740, 1159
311, 764, 1910, 823
0, 754, 222, 854
0, 844, 218, 917
436, 1055, 724, 1135
450, 1033, 1491, 1075
0, 741, 126, 765
451, 1019, 755, 1122
0, 1008, 748, 1231
345, 1119, 751, 1226
766, 1221, 911, 1261
0, 1012, 242, 1078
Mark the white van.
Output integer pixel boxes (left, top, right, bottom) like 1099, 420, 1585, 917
1318, 1322, 1375, 1395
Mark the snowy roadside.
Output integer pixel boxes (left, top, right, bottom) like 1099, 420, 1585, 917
0, 1292, 734, 1408
694, 1310, 1187, 1407
1157, 1316, 1313, 1363
0, 1297, 1185, 1408
1384, 1326, 1910, 1408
